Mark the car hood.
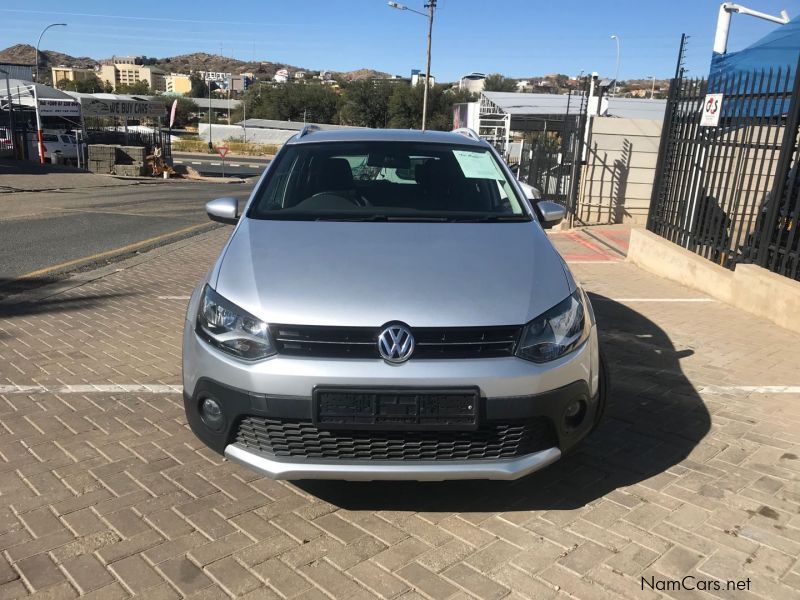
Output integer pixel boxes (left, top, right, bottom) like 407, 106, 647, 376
214, 218, 571, 327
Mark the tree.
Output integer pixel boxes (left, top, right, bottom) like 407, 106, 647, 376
115, 80, 151, 95
387, 84, 477, 131
55, 75, 110, 93
338, 80, 393, 128
188, 74, 209, 98
483, 73, 518, 92
235, 82, 340, 124
160, 96, 196, 128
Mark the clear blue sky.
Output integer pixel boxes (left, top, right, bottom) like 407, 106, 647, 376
2, 0, 799, 81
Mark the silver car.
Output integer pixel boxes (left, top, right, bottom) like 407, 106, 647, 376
182, 127, 606, 481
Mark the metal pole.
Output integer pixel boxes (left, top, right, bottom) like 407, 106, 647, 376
208, 80, 212, 150
650, 75, 656, 99
421, 0, 435, 131
611, 35, 620, 97
35, 23, 67, 83
242, 97, 247, 143
32, 84, 45, 164
0, 69, 15, 158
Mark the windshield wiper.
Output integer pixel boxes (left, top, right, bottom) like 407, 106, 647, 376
314, 214, 449, 222
445, 215, 530, 222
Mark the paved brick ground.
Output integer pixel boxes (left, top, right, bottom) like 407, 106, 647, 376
1, 226, 799, 599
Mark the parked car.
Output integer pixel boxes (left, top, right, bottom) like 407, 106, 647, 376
26, 131, 79, 164
182, 127, 606, 481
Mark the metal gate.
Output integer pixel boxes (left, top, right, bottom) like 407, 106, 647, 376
515, 83, 589, 225
648, 36, 800, 280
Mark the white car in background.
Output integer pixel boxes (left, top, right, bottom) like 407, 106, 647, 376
26, 132, 80, 164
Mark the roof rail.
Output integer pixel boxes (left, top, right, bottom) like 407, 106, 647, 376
452, 127, 483, 142
298, 124, 321, 138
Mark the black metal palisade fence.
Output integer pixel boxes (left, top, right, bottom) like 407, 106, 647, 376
648, 45, 800, 281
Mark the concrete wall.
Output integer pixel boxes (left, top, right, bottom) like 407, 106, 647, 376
627, 228, 800, 335
198, 124, 296, 146
577, 117, 661, 226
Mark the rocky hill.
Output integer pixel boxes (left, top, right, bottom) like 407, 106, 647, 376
0, 44, 388, 82
0, 43, 97, 70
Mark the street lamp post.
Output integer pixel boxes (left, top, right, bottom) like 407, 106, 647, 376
388, 1, 437, 131
610, 34, 621, 97
35, 23, 67, 83
649, 75, 656, 99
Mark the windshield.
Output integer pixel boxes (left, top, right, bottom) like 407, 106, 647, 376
248, 141, 530, 222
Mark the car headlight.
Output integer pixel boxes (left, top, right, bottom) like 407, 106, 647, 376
516, 290, 591, 363
195, 285, 275, 360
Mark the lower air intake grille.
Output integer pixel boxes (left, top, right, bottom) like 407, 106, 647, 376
234, 416, 557, 461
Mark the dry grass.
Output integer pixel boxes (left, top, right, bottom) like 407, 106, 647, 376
172, 138, 280, 157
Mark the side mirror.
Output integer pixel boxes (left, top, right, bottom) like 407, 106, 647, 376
536, 200, 566, 229
206, 197, 239, 225
517, 180, 541, 201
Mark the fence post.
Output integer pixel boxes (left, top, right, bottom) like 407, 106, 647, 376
647, 77, 679, 233
755, 57, 800, 267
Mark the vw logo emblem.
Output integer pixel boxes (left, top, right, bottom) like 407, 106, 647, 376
377, 323, 415, 363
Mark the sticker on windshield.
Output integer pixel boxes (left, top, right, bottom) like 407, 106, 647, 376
452, 150, 505, 180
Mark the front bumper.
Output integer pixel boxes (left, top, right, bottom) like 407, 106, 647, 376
225, 444, 562, 481
183, 319, 600, 481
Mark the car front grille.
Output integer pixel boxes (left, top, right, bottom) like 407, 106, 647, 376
234, 416, 557, 461
270, 324, 522, 359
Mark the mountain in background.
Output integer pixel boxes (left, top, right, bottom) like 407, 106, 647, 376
0, 44, 390, 82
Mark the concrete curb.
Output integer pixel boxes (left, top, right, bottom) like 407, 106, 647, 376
627, 228, 800, 334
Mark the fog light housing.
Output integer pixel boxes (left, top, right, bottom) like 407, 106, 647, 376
200, 397, 225, 432
563, 399, 587, 432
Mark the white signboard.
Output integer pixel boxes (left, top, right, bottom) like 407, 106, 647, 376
80, 98, 167, 118
700, 93, 723, 127
37, 98, 81, 117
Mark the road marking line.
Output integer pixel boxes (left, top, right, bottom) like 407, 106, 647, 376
230, 163, 241, 167
210, 162, 221, 166
158, 295, 190, 300
9, 223, 212, 281
1, 384, 797, 395
565, 260, 620, 264
174, 160, 184, 164
597, 298, 716, 303
248, 163, 261, 167
191, 161, 202, 165
698, 385, 800, 395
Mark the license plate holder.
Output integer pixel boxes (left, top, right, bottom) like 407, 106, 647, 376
312, 387, 480, 431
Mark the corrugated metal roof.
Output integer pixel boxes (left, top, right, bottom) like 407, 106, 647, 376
482, 92, 578, 115
238, 119, 360, 131
606, 97, 667, 120
482, 91, 666, 120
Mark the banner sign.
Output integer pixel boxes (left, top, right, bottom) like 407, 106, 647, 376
37, 98, 81, 117
79, 98, 167, 118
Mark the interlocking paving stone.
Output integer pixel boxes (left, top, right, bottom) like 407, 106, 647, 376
0, 227, 798, 598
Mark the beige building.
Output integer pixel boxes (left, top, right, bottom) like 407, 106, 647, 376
51, 66, 96, 85
165, 73, 192, 94
100, 62, 167, 92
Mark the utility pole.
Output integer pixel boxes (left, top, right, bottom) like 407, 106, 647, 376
387, 1, 436, 131
422, 0, 436, 131
649, 75, 656, 99
208, 80, 213, 151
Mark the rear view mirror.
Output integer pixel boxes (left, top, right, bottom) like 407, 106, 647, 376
206, 197, 239, 225
536, 200, 566, 229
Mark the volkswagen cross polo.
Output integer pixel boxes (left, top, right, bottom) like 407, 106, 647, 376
182, 127, 606, 481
